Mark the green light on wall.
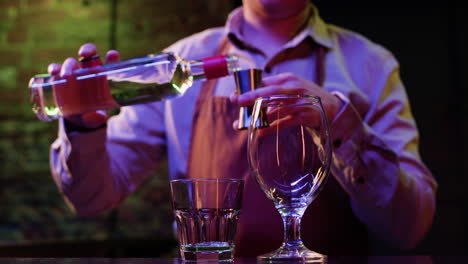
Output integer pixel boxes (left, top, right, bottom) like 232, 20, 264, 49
0, 66, 17, 90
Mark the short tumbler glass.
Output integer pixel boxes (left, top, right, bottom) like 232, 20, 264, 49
170, 178, 244, 262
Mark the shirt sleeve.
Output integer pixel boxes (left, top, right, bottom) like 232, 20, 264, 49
329, 59, 437, 250
48, 29, 225, 217
50, 102, 167, 216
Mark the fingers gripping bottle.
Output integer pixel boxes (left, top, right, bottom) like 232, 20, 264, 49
29, 52, 239, 121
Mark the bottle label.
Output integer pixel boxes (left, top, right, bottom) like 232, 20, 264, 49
202, 55, 229, 79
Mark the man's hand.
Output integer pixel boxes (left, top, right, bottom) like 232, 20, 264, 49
47, 43, 121, 129
231, 72, 343, 123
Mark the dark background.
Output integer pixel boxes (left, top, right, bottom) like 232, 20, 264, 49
315, 0, 467, 254
0, 0, 466, 256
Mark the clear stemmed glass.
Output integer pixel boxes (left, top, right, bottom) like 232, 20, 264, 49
248, 94, 332, 263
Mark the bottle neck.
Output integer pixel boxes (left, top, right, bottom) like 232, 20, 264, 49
187, 55, 239, 81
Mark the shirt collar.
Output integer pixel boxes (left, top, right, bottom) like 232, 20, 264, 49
224, 3, 334, 52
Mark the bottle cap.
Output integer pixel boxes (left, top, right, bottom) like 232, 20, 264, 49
202, 55, 229, 79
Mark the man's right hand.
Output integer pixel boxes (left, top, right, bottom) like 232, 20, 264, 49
47, 43, 121, 130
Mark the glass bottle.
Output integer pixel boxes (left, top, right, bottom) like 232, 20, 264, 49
29, 52, 239, 121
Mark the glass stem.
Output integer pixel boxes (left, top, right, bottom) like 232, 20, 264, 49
281, 208, 306, 247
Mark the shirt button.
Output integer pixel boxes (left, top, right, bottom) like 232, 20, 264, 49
356, 177, 365, 184
264, 66, 271, 73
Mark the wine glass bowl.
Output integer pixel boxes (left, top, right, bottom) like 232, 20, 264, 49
248, 94, 332, 263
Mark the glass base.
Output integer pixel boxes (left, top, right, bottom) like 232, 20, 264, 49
180, 242, 234, 262
257, 243, 327, 264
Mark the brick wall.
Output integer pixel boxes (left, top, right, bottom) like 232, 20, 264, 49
0, 0, 233, 244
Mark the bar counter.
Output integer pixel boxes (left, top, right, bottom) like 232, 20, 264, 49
0, 256, 465, 264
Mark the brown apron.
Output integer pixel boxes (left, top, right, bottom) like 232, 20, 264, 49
184, 38, 369, 257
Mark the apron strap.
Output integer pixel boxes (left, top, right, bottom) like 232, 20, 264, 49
314, 43, 327, 87
314, 45, 327, 87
